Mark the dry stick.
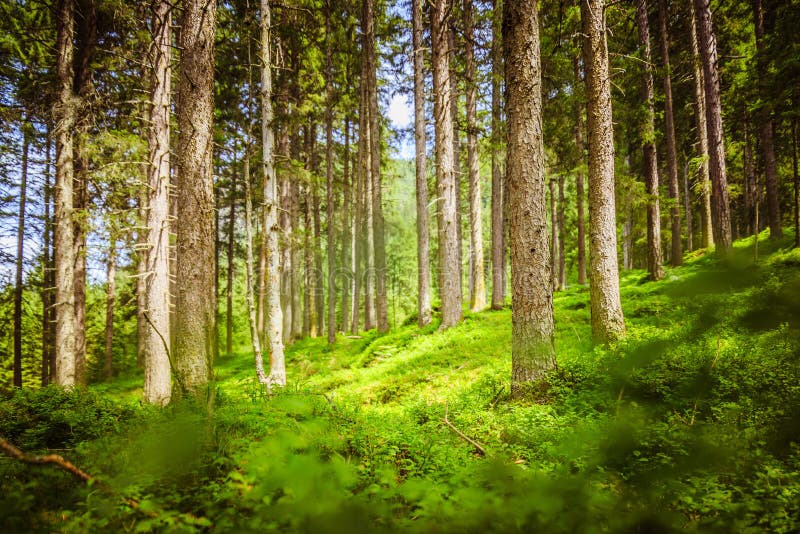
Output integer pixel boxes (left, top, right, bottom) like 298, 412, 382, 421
0, 437, 157, 518
442, 401, 486, 456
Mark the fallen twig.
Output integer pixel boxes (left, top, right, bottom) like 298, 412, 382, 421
442, 402, 486, 456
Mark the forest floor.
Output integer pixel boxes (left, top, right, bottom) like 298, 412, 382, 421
3, 230, 800, 532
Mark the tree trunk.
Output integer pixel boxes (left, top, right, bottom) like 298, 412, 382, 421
582, 0, 626, 342
693, 0, 732, 255
290, 145, 303, 340
42, 130, 54, 386
558, 174, 566, 289
573, 55, 587, 285
363, 0, 389, 333
490, 0, 506, 309
689, 0, 713, 249
72, 0, 96, 386
464, 0, 486, 312
259, 0, 285, 385
792, 119, 799, 248
448, 26, 464, 303
753, 0, 782, 239
636, 0, 665, 281
244, 144, 268, 385
13, 123, 29, 388
341, 118, 352, 332
352, 102, 364, 334
104, 239, 116, 380
54, 0, 78, 387
143, 0, 173, 406
174, 0, 217, 398
325, 10, 337, 344
683, 155, 694, 251
226, 160, 236, 357
311, 129, 324, 338
504, 0, 556, 391
658, 0, 682, 265
744, 116, 757, 237
432, 0, 463, 329
413, 0, 433, 326
549, 177, 559, 291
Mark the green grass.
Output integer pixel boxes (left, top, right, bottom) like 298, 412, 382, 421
3, 230, 800, 532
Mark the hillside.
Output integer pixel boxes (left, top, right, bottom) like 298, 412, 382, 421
2, 232, 800, 532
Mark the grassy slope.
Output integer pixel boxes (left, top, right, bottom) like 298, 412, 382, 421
4, 231, 800, 532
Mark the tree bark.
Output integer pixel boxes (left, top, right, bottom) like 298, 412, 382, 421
549, 177, 559, 291
13, 123, 29, 388
581, 0, 626, 342
432, 0, 463, 329
636, 0, 665, 280
689, 0, 713, 249
490, 0, 506, 308
174, 0, 217, 398
363, 0, 389, 333
504, 0, 556, 391
753, 0, 782, 239
54, 0, 78, 387
325, 9, 337, 344
794, 119, 799, 248
573, 56, 587, 285
259, 0, 285, 385
448, 25, 464, 302
341, 118, 352, 332
103, 239, 116, 380
352, 100, 365, 334
558, 174, 566, 289
658, 0, 682, 265
683, 155, 694, 251
744, 115, 757, 237
226, 160, 236, 357
412, 0, 433, 326
42, 131, 54, 386
693, 0, 732, 255
464, 0, 486, 311
72, 0, 96, 386
244, 145, 268, 385
142, 0, 172, 404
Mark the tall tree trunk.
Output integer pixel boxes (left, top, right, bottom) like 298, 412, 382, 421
143, 0, 172, 404
753, 0, 782, 239
549, 177, 559, 291
573, 55, 587, 285
13, 122, 29, 388
352, 103, 364, 334
558, 174, 566, 289
72, 0, 96, 386
448, 25, 464, 302
260, 0, 285, 385
290, 144, 303, 340
683, 155, 694, 251
303, 186, 313, 336
504, 0, 556, 391
244, 145, 268, 385
104, 239, 116, 380
310, 127, 324, 337
42, 130, 54, 386
792, 119, 799, 248
582, 0, 626, 342
226, 161, 236, 357
54, 0, 78, 387
363, 0, 389, 333
490, 0, 506, 308
744, 116, 757, 237
279, 129, 293, 343
432, 0, 463, 329
689, 0, 713, 249
693, 0, 732, 255
341, 119, 352, 332
464, 0, 486, 311
636, 0, 665, 281
658, 0, 682, 265
174, 0, 217, 398
325, 9, 337, 343
413, 0, 432, 326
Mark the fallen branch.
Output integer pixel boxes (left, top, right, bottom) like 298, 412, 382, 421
442, 402, 486, 457
0, 436, 156, 517
1, 437, 93, 482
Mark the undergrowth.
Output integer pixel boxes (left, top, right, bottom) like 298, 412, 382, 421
2, 234, 800, 532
